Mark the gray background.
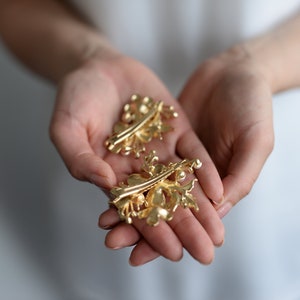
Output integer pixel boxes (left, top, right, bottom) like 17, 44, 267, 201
0, 40, 110, 300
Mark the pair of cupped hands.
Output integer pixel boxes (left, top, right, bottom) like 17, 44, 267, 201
50, 45, 274, 266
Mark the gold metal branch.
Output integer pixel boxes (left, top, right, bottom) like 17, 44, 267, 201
105, 94, 178, 158
110, 151, 202, 226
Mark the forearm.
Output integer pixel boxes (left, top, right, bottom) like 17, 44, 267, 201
241, 12, 300, 93
0, 0, 118, 83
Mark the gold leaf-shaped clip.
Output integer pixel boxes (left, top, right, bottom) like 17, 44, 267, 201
105, 94, 178, 158
110, 150, 202, 226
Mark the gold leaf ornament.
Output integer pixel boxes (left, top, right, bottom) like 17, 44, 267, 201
110, 151, 202, 226
105, 94, 178, 158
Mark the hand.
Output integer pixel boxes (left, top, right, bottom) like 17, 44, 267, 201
179, 46, 274, 218
50, 54, 225, 266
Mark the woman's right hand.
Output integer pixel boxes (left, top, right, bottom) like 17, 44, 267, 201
50, 53, 225, 266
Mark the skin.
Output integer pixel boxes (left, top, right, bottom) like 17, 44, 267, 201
98, 49, 275, 265
100, 16, 300, 265
52, 55, 225, 264
179, 48, 275, 217
1, 0, 300, 266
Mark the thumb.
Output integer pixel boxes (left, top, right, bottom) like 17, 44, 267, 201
50, 115, 116, 190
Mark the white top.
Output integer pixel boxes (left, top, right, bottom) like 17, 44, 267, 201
70, 0, 300, 95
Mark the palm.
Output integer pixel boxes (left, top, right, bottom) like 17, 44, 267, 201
52, 57, 204, 182
50, 56, 224, 265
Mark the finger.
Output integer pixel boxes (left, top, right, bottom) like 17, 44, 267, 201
132, 219, 183, 262
105, 223, 141, 249
103, 206, 220, 263
217, 126, 274, 218
129, 239, 160, 266
131, 192, 219, 264
176, 129, 225, 246
191, 185, 225, 247
176, 129, 224, 204
98, 208, 121, 229
99, 196, 220, 260
50, 112, 116, 189
101, 212, 179, 263
168, 207, 215, 264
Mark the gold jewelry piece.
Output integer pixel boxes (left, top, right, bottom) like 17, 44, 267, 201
110, 150, 202, 226
105, 94, 178, 158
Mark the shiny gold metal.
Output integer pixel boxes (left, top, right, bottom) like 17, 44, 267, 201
110, 150, 202, 226
105, 94, 178, 158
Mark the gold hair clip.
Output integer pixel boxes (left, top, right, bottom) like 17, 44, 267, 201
105, 94, 178, 158
110, 150, 202, 226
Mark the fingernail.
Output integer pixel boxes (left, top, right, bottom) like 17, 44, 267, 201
98, 217, 114, 229
217, 202, 232, 219
212, 195, 225, 205
98, 214, 112, 229
112, 246, 122, 250
216, 238, 225, 247
99, 223, 113, 230
106, 245, 122, 250
128, 258, 138, 267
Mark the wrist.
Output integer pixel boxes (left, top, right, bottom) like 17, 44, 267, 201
221, 43, 275, 92
230, 14, 300, 94
54, 28, 121, 83
211, 43, 274, 96
58, 45, 139, 100
239, 38, 282, 93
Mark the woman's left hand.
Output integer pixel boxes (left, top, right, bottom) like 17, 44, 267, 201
179, 46, 274, 218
